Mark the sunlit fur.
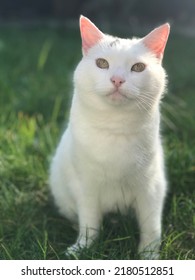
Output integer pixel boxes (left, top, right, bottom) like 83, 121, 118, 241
50, 17, 169, 259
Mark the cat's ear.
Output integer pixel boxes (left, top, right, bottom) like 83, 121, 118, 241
142, 23, 170, 60
80, 15, 104, 55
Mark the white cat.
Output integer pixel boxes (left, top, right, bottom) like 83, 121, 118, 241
50, 16, 170, 259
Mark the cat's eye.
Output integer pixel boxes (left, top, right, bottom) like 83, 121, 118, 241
131, 63, 146, 72
96, 58, 109, 69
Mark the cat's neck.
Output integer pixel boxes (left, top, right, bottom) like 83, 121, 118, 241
70, 90, 160, 136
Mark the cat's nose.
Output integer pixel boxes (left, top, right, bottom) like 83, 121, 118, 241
110, 76, 125, 87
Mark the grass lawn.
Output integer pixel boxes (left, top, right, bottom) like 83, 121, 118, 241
0, 25, 194, 260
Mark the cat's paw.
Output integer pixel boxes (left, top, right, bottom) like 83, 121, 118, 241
139, 250, 159, 260
65, 243, 84, 258
138, 242, 160, 260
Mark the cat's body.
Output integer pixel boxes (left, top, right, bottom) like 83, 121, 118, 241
50, 16, 170, 259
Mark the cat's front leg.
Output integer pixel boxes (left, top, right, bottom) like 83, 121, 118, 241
135, 186, 165, 260
66, 193, 101, 255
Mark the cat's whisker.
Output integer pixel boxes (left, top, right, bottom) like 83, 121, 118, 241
138, 94, 157, 106
137, 95, 153, 106
141, 94, 156, 101
135, 100, 145, 113
139, 99, 154, 109
135, 98, 154, 116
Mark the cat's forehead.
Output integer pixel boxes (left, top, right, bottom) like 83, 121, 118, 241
109, 38, 121, 47
93, 36, 147, 60
104, 35, 139, 51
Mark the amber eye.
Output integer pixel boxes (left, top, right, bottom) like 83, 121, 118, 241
131, 63, 146, 72
96, 58, 109, 69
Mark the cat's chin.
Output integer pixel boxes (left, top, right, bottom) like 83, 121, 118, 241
105, 90, 130, 105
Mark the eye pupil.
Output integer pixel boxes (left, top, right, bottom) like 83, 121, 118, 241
96, 58, 109, 69
131, 63, 146, 72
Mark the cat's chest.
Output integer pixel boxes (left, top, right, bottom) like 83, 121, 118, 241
72, 122, 150, 170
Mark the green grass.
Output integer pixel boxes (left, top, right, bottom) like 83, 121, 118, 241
0, 26, 194, 260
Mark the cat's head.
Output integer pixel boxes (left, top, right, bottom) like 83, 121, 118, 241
74, 16, 170, 110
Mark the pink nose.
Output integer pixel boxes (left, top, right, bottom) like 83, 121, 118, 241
110, 76, 125, 87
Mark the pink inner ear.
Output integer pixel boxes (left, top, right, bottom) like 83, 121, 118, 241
80, 16, 104, 54
143, 23, 170, 59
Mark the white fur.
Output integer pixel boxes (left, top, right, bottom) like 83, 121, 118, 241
50, 30, 168, 259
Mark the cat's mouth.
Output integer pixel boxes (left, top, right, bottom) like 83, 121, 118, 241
106, 90, 129, 102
